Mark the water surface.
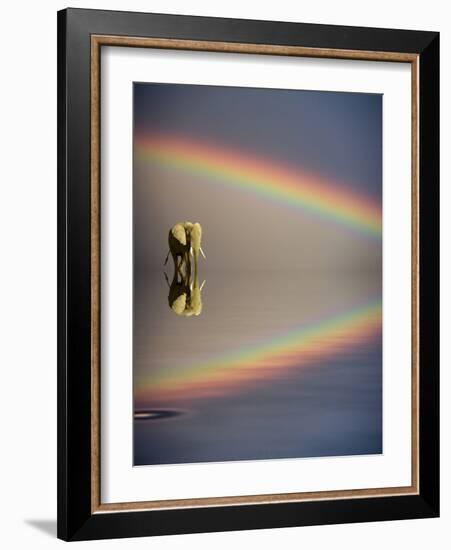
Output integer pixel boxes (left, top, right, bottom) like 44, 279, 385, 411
134, 269, 382, 465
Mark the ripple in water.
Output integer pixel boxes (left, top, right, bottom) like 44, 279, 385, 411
134, 409, 183, 421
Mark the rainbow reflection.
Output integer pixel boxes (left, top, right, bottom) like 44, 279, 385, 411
135, 299, 382, 404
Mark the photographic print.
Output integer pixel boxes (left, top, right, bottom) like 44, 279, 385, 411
58, 11, 439, 539
133, 82, 382, 466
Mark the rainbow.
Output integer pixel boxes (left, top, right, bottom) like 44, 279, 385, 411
134, 134, 382, 238
135, 300, 382, 404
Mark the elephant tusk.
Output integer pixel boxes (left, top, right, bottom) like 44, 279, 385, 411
200, 279, 206, 291
200, 247, 206, 259
190, 247, 194, 257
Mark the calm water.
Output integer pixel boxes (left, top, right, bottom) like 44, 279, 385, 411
133, 269, 382, 466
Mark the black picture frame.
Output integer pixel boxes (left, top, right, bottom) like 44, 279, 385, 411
57, 7, 439, 541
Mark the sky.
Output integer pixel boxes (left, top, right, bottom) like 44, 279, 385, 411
133, 83, 382, 200
133, 82, 382, 272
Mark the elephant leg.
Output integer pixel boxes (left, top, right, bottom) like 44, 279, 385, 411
186, 252, 193, 284
178, 254, 185, 276
172, 254, 180, 280
193, 255, 198, 277
183, 251, 191, 278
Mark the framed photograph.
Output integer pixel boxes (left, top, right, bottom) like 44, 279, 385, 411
57, 8, 439, 541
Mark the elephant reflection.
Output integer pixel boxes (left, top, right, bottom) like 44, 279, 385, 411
164, 265, 206, 316
164, 221, 206, 316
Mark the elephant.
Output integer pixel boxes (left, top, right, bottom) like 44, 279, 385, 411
164, 222, 205, 276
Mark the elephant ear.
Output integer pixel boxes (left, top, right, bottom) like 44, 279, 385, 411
171, 223, 186, 245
